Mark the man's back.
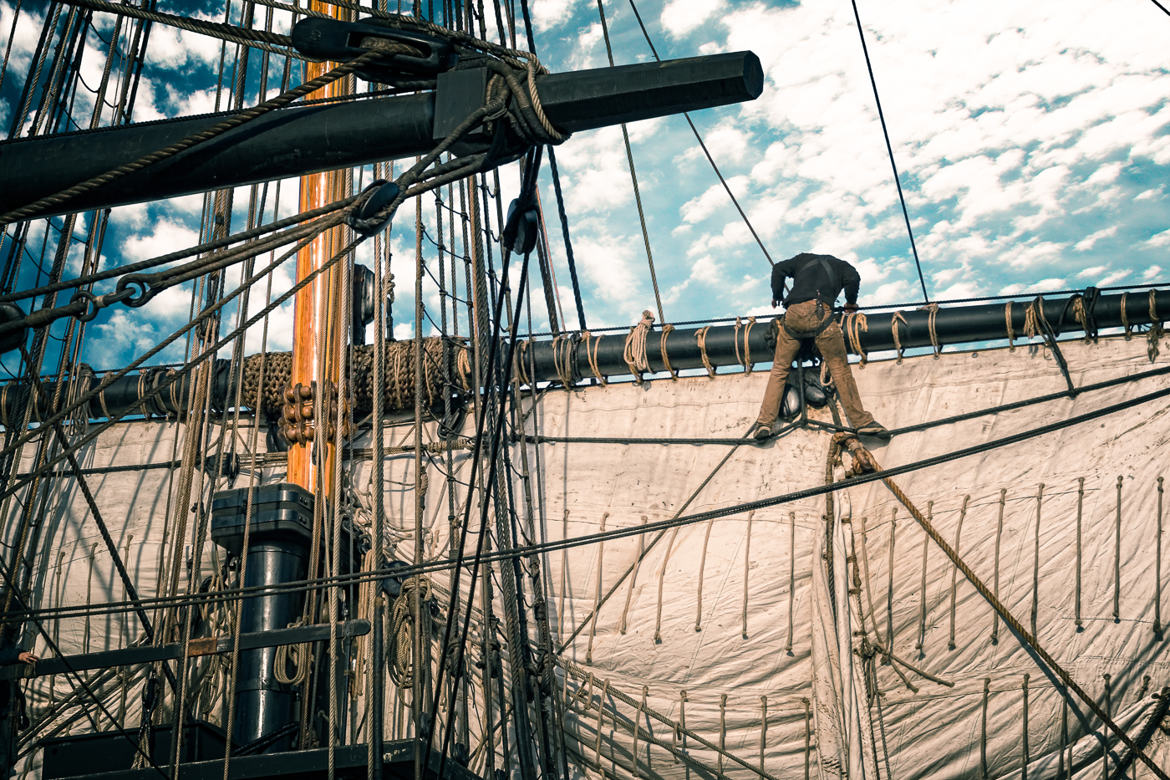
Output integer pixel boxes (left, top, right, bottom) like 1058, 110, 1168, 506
771, 252, 860, 307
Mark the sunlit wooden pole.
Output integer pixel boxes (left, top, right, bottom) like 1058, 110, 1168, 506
289, 1, 352, 495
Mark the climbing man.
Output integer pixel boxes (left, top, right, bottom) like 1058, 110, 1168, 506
749, 252, 889, 441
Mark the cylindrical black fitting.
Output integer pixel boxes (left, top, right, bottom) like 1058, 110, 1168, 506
210, 484, 314, 753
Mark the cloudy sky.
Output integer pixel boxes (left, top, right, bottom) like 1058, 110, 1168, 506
1, 0, 1168, 373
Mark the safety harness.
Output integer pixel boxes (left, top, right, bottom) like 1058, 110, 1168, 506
779, 256, 838, 340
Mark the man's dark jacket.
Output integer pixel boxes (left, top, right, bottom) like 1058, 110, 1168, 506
771, 253, 861, 307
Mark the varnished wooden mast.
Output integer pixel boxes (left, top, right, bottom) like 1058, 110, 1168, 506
289, 0, 352, 494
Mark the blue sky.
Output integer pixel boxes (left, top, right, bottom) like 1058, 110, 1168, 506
1, 0, 1168, 374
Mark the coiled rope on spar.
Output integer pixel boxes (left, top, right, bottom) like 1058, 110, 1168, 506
831, 432, 1169, 780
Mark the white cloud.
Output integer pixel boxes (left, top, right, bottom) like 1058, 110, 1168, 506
661, 0, 725, 39
531, 0, 574, 34
120, 219, 201, 263
1073, 226, 1118, 252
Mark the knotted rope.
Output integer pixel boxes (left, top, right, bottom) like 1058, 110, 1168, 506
659, 324, 678, 379
742, 316, 756, 371
1148, 290, 1164, 362
514, 339, 532, 386
551, 333, 578, 387
1120, 293, 1132, 339
1071, 295, 1091, 342
844, 311, 869, 364
696, 326, 716, 378
623, 309, 655, 383
921, 302, 941, 358
890, 311, 909, 363
582, 330, 607, 385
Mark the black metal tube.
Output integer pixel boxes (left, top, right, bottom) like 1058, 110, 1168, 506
235, 539, 310, 752
0, 52, 762, 219
0, 290, 1164, 425
522, 290, 1170, 382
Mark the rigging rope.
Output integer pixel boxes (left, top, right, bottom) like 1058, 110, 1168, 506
61, 0, 298, 56
848, 0, 929, 303
593, 0, 665, 322
624, 0, 775, 266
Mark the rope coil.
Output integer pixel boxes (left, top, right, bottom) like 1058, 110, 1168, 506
696, 326, 716, 378
660, 324, 678, 379
844, 311, 869, 364
623, 309, 655, 383
582, 330, 607, 385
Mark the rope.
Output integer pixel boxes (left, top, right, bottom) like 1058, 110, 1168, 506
849, 0, 930, 303
387, 576, 431, 688
743, 316, 756, 371
991, 488, 1005, 644
1075, 478, 1085, 631
551, 333, 576, 386
890, 311, 908, 363
742, 510, 755, 639
618, 516, 648, 633
621, 0, 778, 267
915, 502, 930, 654
841, 435, 1170, 780
582, 331, 607, 385
1121, 293, 1132, 339
844, 311, 869, 364
787, 512, 796, 654
733, 316, 743, 367
922, 302, 941, 358
1031, 484, 1044, 637
1005, 301, 1016, 350
1114, 475, 1123, 622
696, 325, 716, 377
1024, 298, 1043, 338
1148, 289, 1164, 361
585, 512, 607, 663
273, 620, 311, 685
659, 324, 678, 379
947, 495, 969, 650
594, 0, 664, 322
622, 309, 654, 383
1157, 476, 1165, 640
1071, 295, 1091, 341
694, 515, 716, 632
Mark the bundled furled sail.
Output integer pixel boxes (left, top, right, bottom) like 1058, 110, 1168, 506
513, 333, 1170, 779
16, 331, 1168, 779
